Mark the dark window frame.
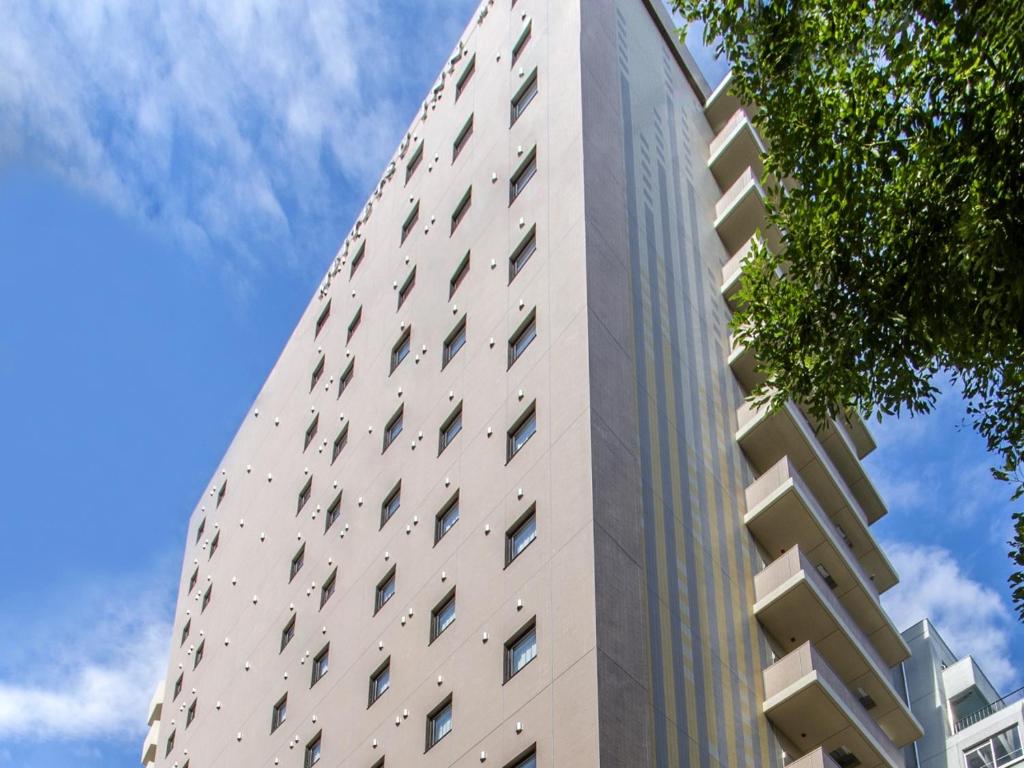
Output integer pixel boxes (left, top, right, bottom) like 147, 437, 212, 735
380, 482, 401, 528
347, 307, 362, 342
311, 645, 330, 687
390, 329, 411, 374
320, 568, 337, 609
290, 544, 305, 582
434, 492, 460, 545
332, 424, 349, 463
398, 267, 417, 309
505, 504, 538, 566
374, 567, 397, 614
455, 54, 476, 100
453, 115, 475, 162
508, 310, 537, 368
511, 21, 532, 65
315, 300, 331, 337
405, 142, 424, 184
504, 618, 538, 682
425, 695, 454, 751
304, 414, 319, 451
430, 589, 457, 643
506, 402, 537, 461
401, 201, 420, 245
450, 187, 472, 235
383, 406, 404, 451
338, 359, 354, 397
350, 242, 366, 277
438, 403, 463, 454
271, 693, 288, 733
297, 478, 312, 515
280, 616, 296, 652
509, 148, 538, 204
324, 492, 342, 532
510, 69, 539, 125
449, 252, 470, 298
304, 731, 323, 768
310, 356, 326, 391
442, 317, 467, 368
509, 226, 537, 282
368, 657, 391, 707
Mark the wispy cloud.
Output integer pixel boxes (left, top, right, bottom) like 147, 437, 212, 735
882, 540, 1019, 691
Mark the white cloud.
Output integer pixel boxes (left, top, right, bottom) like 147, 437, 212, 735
882, 540, 1019, 691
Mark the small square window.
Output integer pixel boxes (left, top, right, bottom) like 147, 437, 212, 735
507, 403, 537, 461
504, 620, 537, 681
451, 188, 472, 234
381, 483, 401, 528
347, 307, 362, 342
383, 407, 404, 451
216, 481, 227, 507
297, 479, 312, 514
506, 506, 537, 566
434, 493, 460, 544
439, 404, 463, 454
453, 115, 474, 162
304, 415, 319, 451
193, 641, 205, 669
320, 569, 337, 609
208, 532, 220, 559
511, 21, 532, 65
310, 356, 326, 391
271, 694, 287, 732
390, 330, 411, 374
338, 359, 354, 397
398, 267, 416, 309
165, 730, 176, 757
188, 567, 199, 594
426, 697, 453, 750
375, 568, 396, 614
369, 658, 391, 706
449, 252, 470, 298
311, 646, 329, 686
506, 747, 537, 768
455, 55, 476, 100
401, 202, 420, 244
510, 148, 537, 204
173, 672, 184, 699
325, 493, 342, 532
350, 243, 366, 277
430, 590, 456, 642
195, 518, 205, 544
509, 311, 537, 368
443, 318, 467, 368
305, 732, 322, 767
509, 227, 537, 282
290, 545, 305, 582
315, 300, 331, 337
511, 70, 538, 125
280, 616, 296, 652
201, 585, 212, 612
186, 699, 197, 727
406, 142, 424, 184
180, 620, 191, 646
332, 424, 349, 463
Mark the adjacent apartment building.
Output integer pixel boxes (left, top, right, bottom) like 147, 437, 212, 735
900, 620, 1023, 768
142, 1, 922, 766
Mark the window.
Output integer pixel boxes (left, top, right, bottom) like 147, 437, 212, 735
338, 359, 354, 397
173, 673, 183, 700
509, 311, 537, 367
511, 21, 532, 64
390, 330, 411, 373
320, 569, 337, 608
504, 620, 537, 681
165, 730, 176, 757
347, 307, 362, 342
828, 748, 861, 768
435, 493, 460, 544
368, 659, 391, 706
451, 187, 472, 234
193, 641, 205, 669
186, 699, 197, 727
325, 493, 342, 532
507, 403, 537, 461
315, 300, 331, 337
439, 404, 463, 454
964, 726, 1022, 768
280, 616, 296, 652
426, 697, 453, 750
350, 242, 365, 276
216, 481, 227, 506
332, 424, 348, 463
443, 318, 466, 367
381, 483, 401, 528
304, 415, 319, 450
453, 115, 474, 162
510, 148, 537, 203
311, 645, 329, 686
383, 407, 404, 451
209, 532, 220, 559
271, 694, 287, 732
297, 479, 312, 514
449, 252, 470, 298
180, 620, 191, 646
406, 142, 424, 184
398, 267, 416, 308
305, 732, 322, 767
290, 545, 305, 581
201, 585, 212, 612
455, 54, 476, 100
401, 202, 420, 244
375, 568, 396, 613
511, 70, 538, 125
430, 591, 456, 642
506, 506, 537, 565
505, 748, 537, 768
509, 227, 536, 281
310, 356, 325, 391
188, 567, 198, 593
195, 518, 205, 543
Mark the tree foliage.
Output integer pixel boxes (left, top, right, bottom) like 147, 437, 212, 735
673, 0, 1024, 616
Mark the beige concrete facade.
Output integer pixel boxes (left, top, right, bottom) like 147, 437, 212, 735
147, 2, 916, 767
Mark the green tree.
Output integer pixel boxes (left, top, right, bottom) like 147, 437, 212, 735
673, 0, 1024, 616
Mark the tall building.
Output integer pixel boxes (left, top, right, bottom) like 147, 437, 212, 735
899, 619, 1023, 768
142, 1, 922, 767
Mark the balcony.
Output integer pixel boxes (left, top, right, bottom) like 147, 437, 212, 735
763, 642, 906, 768
736, 400, 897, 586
713, 168, 780, 255
147, 680, 164, 726
709, 108, 766, 191
954, 688, 1024, 734
720, 236, 758, 307
141, 720, 159, 766
787, 747, 842, 768
754, 547, 922, 747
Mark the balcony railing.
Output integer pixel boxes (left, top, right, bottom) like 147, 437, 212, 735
954, 687, 1024, 733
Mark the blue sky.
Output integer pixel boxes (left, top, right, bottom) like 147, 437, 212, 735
0, 2, 1019, 766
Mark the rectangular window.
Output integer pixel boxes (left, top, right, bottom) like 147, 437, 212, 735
324, 493, 342, 532
506, 748, 537, 768
332, 424, 348, 463
347, 307, 362, 342
511, 70, 538, 125
350, 242, 365, 276
193, 641, 204, 669
504, 620, 537, 681
451, 188, 472, 234
180, 620, 191, 646
453, 115, 474, 162
315, 300, 331, 337
311, 646, 329, 686
173, 673, 183, 699
506, 506, 537, 565
435, 493, 460, 544
216, 481, 227, 507
165, 731, 175, 757
964, 726, 1022, 768
511, 21, 532, 65
509, 227, 536, 282
320, 569, 337, 608
280, 616, 296, 652
398, 267, 416, 309
375, 568, 396, 614
297, 479, 312, 514
304, 415, 319, 450
208, 532, 219, 559
381, 483, 401, 528
426, 697, 453, 750
201, 585, 212, 612
310, 356, 325, 391
455, 55, 476, 100
509, 148, 537, 203
507, 403, 537, 461
829, 748, 862, 768
368, 659, 391, 706
405, 142, 424, 184
383, 407, 404, 451
304, 732, 322, 767
430, 591, 456, 642
186, 699, 197, 727
188, 567, 198, 594
508, 311, 537, 367
449, 252, 470, 298
390, 330, 411, 373
195, 518, 205, 544
442, 318, 467, 368
401, 201, 420, 244
438, 404, 463, 454
271, 694, 287, 732
290, 545, 305, 582
338, 359, 354, 397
